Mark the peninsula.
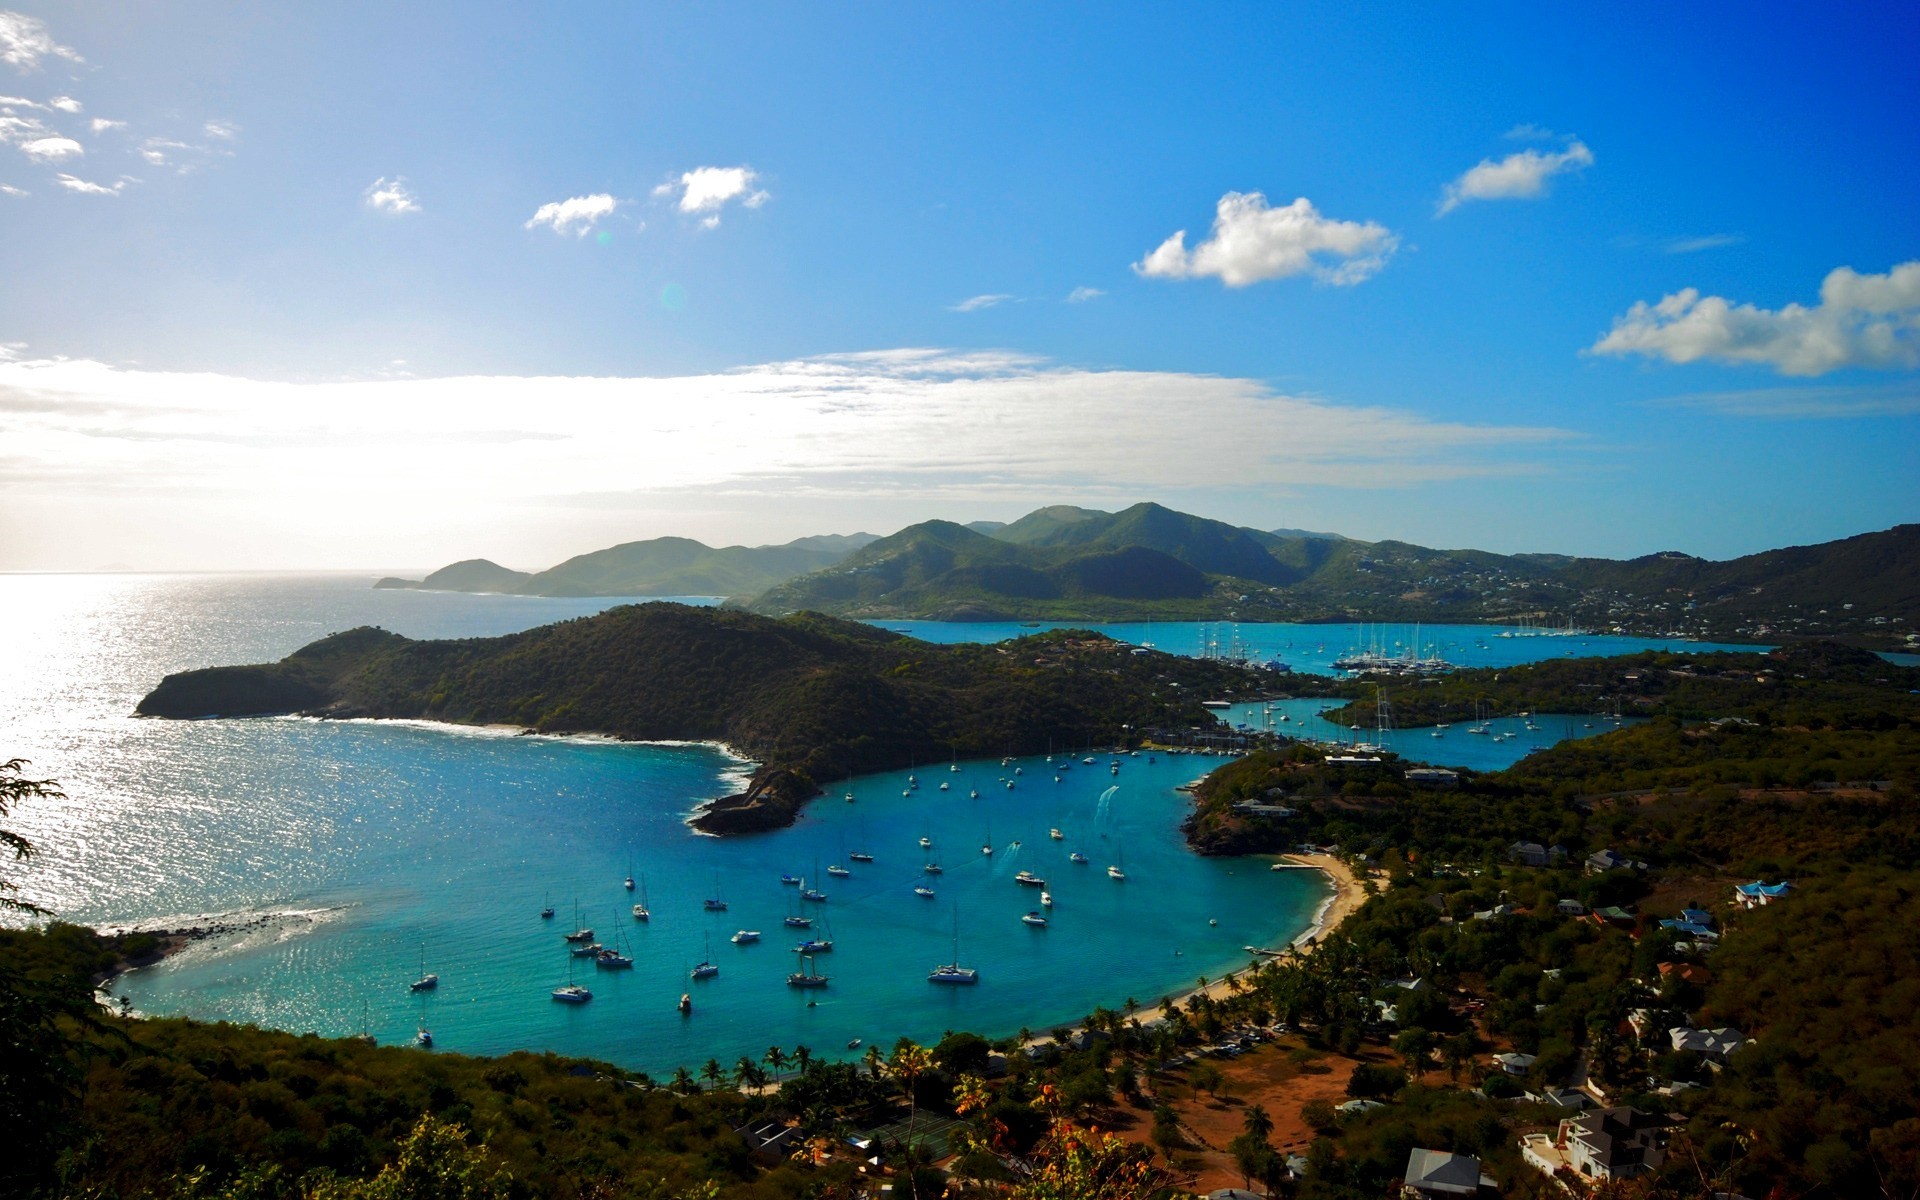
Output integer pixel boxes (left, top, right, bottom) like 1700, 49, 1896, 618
135, 603, 1264, 833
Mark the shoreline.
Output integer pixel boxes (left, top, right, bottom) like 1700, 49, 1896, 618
1158, 852, 1367, 1014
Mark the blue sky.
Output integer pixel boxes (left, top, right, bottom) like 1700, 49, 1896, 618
1, 2, 1916, 571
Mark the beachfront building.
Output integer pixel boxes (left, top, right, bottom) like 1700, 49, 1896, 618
1521, 1107, 1669, 1182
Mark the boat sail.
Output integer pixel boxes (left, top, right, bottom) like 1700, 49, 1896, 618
928, 906, 978, 984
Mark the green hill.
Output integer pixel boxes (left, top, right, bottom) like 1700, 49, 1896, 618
378, 532, 880, 599
747, 505, 1920, 646
135, 603, 1261, 833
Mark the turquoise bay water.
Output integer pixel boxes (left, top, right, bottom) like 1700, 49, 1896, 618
0, 574, 1766, 1074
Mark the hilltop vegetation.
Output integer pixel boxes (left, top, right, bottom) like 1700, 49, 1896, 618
747, 503, 1920, 649
135, 604, 1261, 833
1179, 659, 1920, 1198
380, 503, 1920, 648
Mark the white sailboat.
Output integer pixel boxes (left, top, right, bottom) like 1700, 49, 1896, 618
928, 906, 978, 984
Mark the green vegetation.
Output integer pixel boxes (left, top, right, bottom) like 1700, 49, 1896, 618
747, 503, 1920, 647
1175, 646, 1920, 1198
135, 605, 1261, 832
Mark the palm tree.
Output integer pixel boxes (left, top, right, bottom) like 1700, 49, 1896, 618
793, 1043, 814, 1077
1124, 996, 1140, 1020
671, 1064, 697, 1094
764, 1045, 788, 1076
701, 1057, 724, 1090
734, 1055, 760, 1090
887, 1040, 935, 1199
1243, 1103, 1274, 1142
863, 1044, 885, 1081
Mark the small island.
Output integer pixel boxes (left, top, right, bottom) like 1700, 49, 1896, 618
136, 603, 1270, 833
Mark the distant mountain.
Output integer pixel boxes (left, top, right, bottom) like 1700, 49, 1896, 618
1268, 526, 1350, 542
377, 533, 880, 599
747, 504, 1920, 648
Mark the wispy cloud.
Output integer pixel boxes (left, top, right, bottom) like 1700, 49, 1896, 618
88, 116, 124, 133
524, 192, 618, 236
363, 176, 420, 215
1592, 260, 1920, 376
949, 293, 1015, 313
652, 165, 769, 227
1065, 286, 1105, 303
0, 10, 84, 69
1648, 384, 1920, 419
54, 172, 122, 195
1437, 139, 1593, 215
1135, 192, 1397, 287
47, 94, 79, 113
1664, 233, 1745, 255
202, 120, 237, 140
0, 182, 24, 196
1503, 123, 1557, 141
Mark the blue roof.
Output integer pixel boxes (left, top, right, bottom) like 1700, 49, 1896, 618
1736, 881, 1792, 897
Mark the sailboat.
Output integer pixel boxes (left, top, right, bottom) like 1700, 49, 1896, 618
551, 956, 592, 1004
787, 953, 830, 989
632, 876, 650, 921
928, 906, 978, 984
624, 863, 635, 891
982, 824, 993, 856
704, 872, 728, 911
691, 935, 719, 979
414, 1026, 433, 1048
540, 893, 555, 920
595, 930, 634, 969
1108, 847, 1127, 881
1069, 851, 1089, 864
801, 863, 828, 903
408, 944, 438, 992
563, 900, 594, 943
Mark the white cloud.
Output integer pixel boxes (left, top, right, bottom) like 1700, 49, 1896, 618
47, 94, 79, 113
1437, 140, 1593, 215
19, 134, 81, 161
1665, 233, 1744, 255
1, 182, 25, 196
1503, 123, 1557, 141
949, 293, 1014, 313
202, 120, 237, 140
1065, 286, 1104, 303
656, 165, 769, 225
524, 192, 618, 236
1134, 192, 1397, 287
0, 93, 44, 109
0, 10, 83, 69
363, 176, 420, 215
1592, 261, 1920, 377
0, 349, 1578, 566
54, 172, 121, 195
89, 117, 125, 133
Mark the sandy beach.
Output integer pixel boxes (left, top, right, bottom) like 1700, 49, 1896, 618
1162, 852, 1369, 1011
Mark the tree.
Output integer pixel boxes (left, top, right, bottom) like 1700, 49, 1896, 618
887, 1039, 935, 1199
0, 759, 60, 916
1228, 1131, 1275, 1192
305, 1113, 511, 1200
793, 1044, 814, 1077
701, 1057, 724, 1090
1012, 1123, 1171, 1200
1243, 1102, 1274, 1142
764, 1045, 788, 1076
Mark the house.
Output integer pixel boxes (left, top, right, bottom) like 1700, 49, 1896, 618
1508, 841, 1549, 867
1563, 1107, 1669, 1180
734, 1117, 801, 1161
1232, 800, 1296, 817
1472, 903, 1517, 921
1402, 1148, 1495, 1197
1658, 917, 1718, 939
1592, 905, 1636, 927
1734, 880, 1792, 907
1493, 1051, 1537, 1076
1680, 907, 1715, 929
1406, 767, 1459, 788
1657, 962, 1712, 987
1669, 1026, 1745, 1063
1339, 1098, 1386, 1117
1586, 848, 1639, 873
1525, 1087, 1593, 1109
1555, 899, 1587, 915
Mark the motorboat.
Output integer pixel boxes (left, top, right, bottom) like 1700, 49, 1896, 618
731, 930, 761, 944
913, 885, 936, 898
1021, 911, 1049, 927
1014, 870, 1045, 887
1069, 852, 1089, 864
826, 864, 851, 878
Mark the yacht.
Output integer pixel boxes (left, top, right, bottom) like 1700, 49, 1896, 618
632, 877, 650, 921
1108, 849, 1127, 881
1040, 890, 1053, 908
784, 915, 813, 929
624, 873, 635, 891
1021, 911, 1049, 927
913, 885, 936, 898
731, 930, 761, 945
1014, 870, 1045, 887
703, 898, 728, 911
595, 939, 634, 969
1049, 828, 1063, 840
409, 944, 438, 992
569, 941, 604, 958
551, 984, 592, 1004
690, 960, 718, 980
939, 781, 949, 791
678, 993, 692, 1015
849, 850, 875, 863
801, 886, 827, 903
969, 788, 979, 799
540, 896, 555, 920
923, 862, 943, 874
826, 864, 851, 878
415, 1027, 433, 1048
919, 836, 932, 849
1069, 851, 1089, 864
795, 937, 833, 954
780, 873, 802, 886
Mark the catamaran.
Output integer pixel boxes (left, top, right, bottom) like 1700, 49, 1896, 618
551, 957, 592, 1004
928, 907, 978, 984
595, 932, 634, 969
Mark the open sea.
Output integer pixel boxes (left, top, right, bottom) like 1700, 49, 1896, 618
1, 573, 1762, 1074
